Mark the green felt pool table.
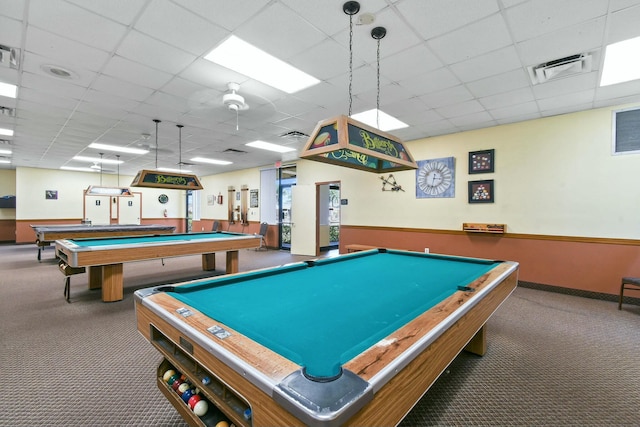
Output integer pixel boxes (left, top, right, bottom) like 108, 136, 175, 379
56, 231, 261, 302
31, 223, 176, 260
134, 249, 519, 427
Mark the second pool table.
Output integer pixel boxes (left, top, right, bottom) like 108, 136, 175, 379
135, 249, 519, 426
31, 223, 176, 260
56, 231, 261, 302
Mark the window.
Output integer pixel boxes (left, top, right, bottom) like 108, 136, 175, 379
613, 106, 640, 155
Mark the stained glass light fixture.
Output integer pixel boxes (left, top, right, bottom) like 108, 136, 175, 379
300, 4, 416, 173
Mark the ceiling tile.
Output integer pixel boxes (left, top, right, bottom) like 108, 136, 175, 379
102, 55, 173, 89
28, 0, 128, 52
24, 28, 110, 73
135, 0, 228, 55
0, 15, 23, 47
466, 69, 530, 97
516, 17, 606, 66
235, 2, 327, 60
505, 0, 608, 42
428, 14, 512, 64
116, 30, 198, 75
91, 75, 155, 103
65, 0, 147, 24
449, 46, 521, 82
396, 0, 499, 40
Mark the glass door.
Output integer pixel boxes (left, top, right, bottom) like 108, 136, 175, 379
278, 165, 296, 250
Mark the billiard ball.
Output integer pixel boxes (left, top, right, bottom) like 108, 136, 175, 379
215, 422, 229, 427
193, 399, 209, 417
181, 388, 194, 403
167, 374, 180, 386
172, 379, 183, 392
177, 382, 191, 396
162, 369, 176, 383
188, 394, 202, 410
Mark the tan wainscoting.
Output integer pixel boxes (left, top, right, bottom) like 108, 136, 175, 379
340, 225, 640, 297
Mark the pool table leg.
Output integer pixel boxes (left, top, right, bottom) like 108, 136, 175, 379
226, 250, 239, 273
464, 325, 487, 356
88, 264, 124, 302
102, 264, 124, 302
202, 251, 239, 273
88, 266, 103, 290
202, 253, 216, 271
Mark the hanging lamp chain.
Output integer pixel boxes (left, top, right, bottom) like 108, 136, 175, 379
376, 37, 381, 129
153, 119, 161, 170
348, 12, 354, 117
177, 125, 183, 171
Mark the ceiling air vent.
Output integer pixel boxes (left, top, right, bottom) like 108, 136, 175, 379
0, 106, 15, 116
279, 130, 309, 140
222, 148, 248, 154
0, 44, 19, 69
528, 53, 592, 85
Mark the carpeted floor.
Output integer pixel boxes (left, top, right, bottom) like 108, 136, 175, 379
0, 243, 638, 426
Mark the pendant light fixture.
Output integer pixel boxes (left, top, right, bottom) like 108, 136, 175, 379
85, 152, 133, 196
300, 2, 417, 173
131, 120, 203, 190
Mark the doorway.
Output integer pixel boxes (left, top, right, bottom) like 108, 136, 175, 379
278, 165, 297, 250
318, 182, 340, 251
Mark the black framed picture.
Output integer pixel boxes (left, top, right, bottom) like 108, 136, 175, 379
468, 149, 494, 174
45, 190, 58, 200
468, 180, 494, 203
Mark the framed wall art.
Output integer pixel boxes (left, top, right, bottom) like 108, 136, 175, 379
468, 179, 494, 203
416, 156, 455, 198
468, 149, 494, 174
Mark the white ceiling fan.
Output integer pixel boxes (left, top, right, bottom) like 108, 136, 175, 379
222, 82, 250, 112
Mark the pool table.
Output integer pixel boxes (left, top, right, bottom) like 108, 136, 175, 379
31, 223, 176, 260
56, 231, 261, 302
134, 249, 519, 427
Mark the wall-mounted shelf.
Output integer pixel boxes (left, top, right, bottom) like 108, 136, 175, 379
462, 223, 506, 234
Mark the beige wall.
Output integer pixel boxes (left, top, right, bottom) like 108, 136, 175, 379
199, 167, 262, 222
297, 103, 640, 240
0, 169, 16, 221
14, 167, 186, 220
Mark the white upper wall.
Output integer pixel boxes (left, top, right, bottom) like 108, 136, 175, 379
297, 104, 640, 239
8, 103, 640, 239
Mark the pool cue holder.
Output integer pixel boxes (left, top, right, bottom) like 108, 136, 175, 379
151, 325, 252, 427
57, 261, 86, 302
462, 223, 506, 234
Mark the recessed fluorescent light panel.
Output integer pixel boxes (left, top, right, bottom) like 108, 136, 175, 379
158, 167, 193, 173
88, 143, 149, 155
73, 156, 123, 164
0, 148, 11, 154
0, 159, 10, 164
351, 109, 409, 132
0, 128, 14, 136
601, 36, 640, 86
190, 157, 233, 165
0, 82, 17, 98
246, 140, 296, 153
204, 36, 320, 94
61, 166, 97, 172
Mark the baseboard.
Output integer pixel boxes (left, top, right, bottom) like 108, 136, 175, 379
518, 280, 640, 306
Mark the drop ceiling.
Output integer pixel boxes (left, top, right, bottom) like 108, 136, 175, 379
1, 0, 640, 176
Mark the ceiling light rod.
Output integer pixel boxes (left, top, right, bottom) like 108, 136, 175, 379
343, 1, 360, 117
99, 152, 104, 186
153, 119, 161, 169
372, 26, 386, 129
177, 124, 183, 171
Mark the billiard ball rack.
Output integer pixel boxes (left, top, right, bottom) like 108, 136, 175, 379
462, 223, 506, 234
151, 325, 252, 427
